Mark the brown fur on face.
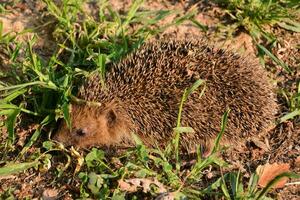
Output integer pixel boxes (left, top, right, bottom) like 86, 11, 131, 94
54, 104, 134, 148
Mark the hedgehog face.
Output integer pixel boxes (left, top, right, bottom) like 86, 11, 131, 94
54, 104, 125, 148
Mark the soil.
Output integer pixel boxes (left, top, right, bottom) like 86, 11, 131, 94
0, 0, 299, 199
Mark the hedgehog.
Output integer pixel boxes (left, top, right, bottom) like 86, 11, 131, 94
54, 40, 277, 154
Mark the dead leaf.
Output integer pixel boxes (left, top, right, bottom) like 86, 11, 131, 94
257, 163, 290, 189
118, 180, 137, 193
42, 188, 59, 200
118, 178, 167, 193
295, 156, 300, 168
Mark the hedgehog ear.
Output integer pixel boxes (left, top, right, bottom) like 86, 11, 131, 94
106, 109, 117, 128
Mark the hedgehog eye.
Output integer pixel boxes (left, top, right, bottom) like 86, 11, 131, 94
75, 128, 86, 137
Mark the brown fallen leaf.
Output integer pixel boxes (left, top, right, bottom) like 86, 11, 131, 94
42, 188, 59, 200
118, 180, 137, 193
118, 178, 167, 193
295, 156, 300, 168
256, 163, 290, 189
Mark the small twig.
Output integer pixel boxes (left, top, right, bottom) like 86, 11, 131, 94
285, 181, 300, 186
70, 94, 102, 107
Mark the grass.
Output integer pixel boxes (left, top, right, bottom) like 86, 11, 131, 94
215, 0, 299, 73
214, 0, 300, 42
0, 0, 300, 199
279, 81, 300, 123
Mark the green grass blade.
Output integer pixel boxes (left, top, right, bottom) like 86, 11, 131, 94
5, 109, 20, 145
18, 128, 41, 156
279, 109, 300, 123
0, 103, 20, 110
186, 79, 206, 97
221, 179, 231, 200
176, 88, 188, 129
0, 87, 24, 101
0, 160, 40, 176
0, 110, 16, 115
278, 19, 300, 32
124, 0, 144, 28
278, 22, 300, 32
0, 103, 39, 116
190, 18, 208, 32
173, 79, 205, 170
62, 102, 71, 129
257, 44, 291, 73
173, 127, 195, 134
212, 109, 230, 154
247, 173, 259, 195
0, 81, 59, 91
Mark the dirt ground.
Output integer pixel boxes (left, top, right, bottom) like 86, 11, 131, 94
0, 0, 299, 199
